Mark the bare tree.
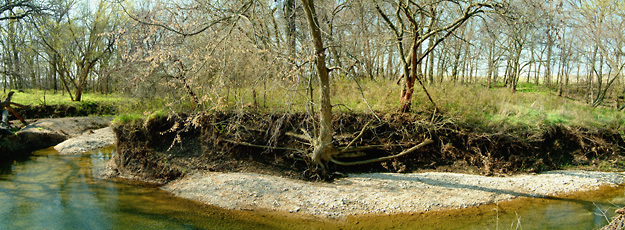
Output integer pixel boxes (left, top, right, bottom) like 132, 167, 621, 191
0, 0, 45, 92
375, 0, 498, 112
572, 0, 625, 107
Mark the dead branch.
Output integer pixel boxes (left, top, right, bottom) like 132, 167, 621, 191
223, 139, 301, 151
1, 92, 27, 125
344, 120, 372, 149
285, 131, 313, 142
331, 139, 434, 166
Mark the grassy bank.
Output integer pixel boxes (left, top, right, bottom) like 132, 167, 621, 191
4, 81, 624, 136
136, 79, 623, 136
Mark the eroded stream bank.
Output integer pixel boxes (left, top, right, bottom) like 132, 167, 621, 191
110, 111, 625, 183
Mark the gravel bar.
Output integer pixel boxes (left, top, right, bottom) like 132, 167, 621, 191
54, 127, 115, 155
162, 170, 625, 218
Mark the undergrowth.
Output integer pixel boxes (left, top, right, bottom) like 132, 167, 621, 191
155, 78, 624, 136
3, 79, 624, 136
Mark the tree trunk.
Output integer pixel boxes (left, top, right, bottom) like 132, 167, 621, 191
301, 0, 335, 169
451, 47, 460, 83
437, 52, 445, 83
510, 42, 523, 92
487, 41, 495, 88
74, 63, 93, 102
285, 0, 296, 59
545, 39, 553, 87
400, 29, 421, 113
427, 39, 435, 84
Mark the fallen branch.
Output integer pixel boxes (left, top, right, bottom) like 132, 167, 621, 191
285, 131, 313, 142
339, 144, 406, 153
331, 139, 434, 166
223, 139, 301, 151
1, 92, 28, 126
334, 151, 367, 158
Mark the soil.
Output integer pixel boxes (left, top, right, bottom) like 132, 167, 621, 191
110, 111, 625, 183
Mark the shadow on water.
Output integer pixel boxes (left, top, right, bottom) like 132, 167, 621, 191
0, 146, 623, 229
0, 147, 332, 230
368, 172, 619, 206
0, 154, 33, 176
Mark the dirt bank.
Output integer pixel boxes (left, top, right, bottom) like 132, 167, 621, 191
13, 103, 116, 119
111, 111, 625, 182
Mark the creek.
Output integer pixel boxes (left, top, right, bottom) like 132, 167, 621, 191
0, 147, 622, 229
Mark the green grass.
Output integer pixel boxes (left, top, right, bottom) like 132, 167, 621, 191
4, 89, 128, 106
3, 79, 624, 132
1, 89, 172, 119
206, 78, 624, 132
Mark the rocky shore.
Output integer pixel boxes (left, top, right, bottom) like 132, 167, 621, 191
54, 127, 115, 155
0, 117, 111, 158
162, 170, 625, 218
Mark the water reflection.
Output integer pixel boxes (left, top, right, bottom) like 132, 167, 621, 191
0, 147, 622, 229
0, 147, 283, 229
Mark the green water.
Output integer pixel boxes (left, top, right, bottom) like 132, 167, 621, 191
0, 147, 301, 229
0, 147, 623, 229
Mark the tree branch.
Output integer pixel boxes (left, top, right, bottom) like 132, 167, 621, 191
331, 139, 433, 166
116, 0, 253, 37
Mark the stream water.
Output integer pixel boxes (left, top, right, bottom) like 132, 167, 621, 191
0, 147, 623, 229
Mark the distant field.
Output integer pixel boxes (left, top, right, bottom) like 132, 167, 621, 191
3, 90, 129, 106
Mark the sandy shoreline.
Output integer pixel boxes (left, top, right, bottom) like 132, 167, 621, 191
162, 170, 625, 218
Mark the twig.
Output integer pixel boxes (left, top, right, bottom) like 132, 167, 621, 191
344, 120, 372, 149
331, 139, 433, 166
593, 201, 611, 223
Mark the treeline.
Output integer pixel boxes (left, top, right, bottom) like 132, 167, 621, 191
0, 0, 623, 110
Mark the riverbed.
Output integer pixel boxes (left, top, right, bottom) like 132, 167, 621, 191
0, 147, 624, 229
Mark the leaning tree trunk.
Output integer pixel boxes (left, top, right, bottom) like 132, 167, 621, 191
301, 0, 335, 170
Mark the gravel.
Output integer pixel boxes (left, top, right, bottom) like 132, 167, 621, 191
54, 127, 115, 155
162, 170, 625, 218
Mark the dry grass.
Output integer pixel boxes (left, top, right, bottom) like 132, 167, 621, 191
231, 78, 625, 133
13, 77, 620, 135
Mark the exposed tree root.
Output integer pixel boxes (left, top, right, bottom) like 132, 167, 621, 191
112, 111, 625, 182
